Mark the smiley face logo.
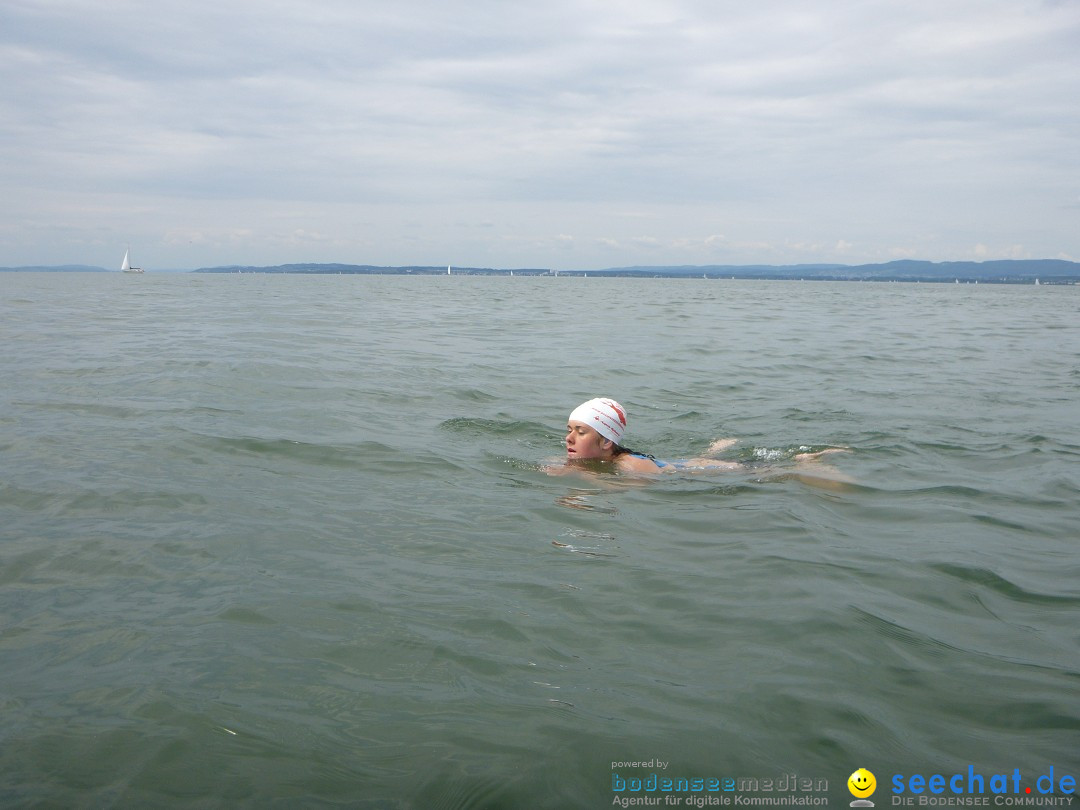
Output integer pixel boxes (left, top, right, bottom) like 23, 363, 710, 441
848, 768, 877, 799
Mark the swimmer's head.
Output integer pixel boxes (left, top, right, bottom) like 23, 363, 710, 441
568, 398, 627, 444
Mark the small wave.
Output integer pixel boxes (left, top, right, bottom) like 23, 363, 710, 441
750, 446, 792, 462
554, 492, 619, 514
495, 455, 551, 474
561, 528, 616, 542
20, 400, 144, 419
895, 483, 989, 498
217, 607, 278, 625
751, 444, 833, 462
411, 772, 515, 810
439, 416, 546, 440
850, 605, 960, 658
0, 483, 209, 516
188, 433, 396, 468
445, 386, 500, 403
930, 562, 1080, 605
552, 527, 619, 557
551, 540, 617, 558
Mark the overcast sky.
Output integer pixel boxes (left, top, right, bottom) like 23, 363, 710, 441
2, 0, 1078, 270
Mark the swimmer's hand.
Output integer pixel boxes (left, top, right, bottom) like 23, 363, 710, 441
706, 438, 738, 454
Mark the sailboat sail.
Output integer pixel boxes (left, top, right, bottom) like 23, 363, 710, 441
121, 248, 144, 273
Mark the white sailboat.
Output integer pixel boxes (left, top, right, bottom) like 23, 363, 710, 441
121, 248, 144, 274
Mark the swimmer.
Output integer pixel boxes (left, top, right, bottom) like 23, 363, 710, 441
563, 397, 846, 475
564, 397, 742, 473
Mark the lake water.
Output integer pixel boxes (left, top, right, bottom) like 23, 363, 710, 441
1, 273, 1078, 809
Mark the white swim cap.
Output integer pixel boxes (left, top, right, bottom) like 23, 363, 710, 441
568, 398, 628, 444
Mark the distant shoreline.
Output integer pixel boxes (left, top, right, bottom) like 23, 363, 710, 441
3, 259, 1078, 284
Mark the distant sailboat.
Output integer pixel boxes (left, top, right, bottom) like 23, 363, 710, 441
447, 265, 451, 275
121, 248, 143, 274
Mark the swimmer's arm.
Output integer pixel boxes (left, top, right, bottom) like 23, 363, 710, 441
613, 437, 743, 473
616, 454, 742, 473
671, 437, 741, 469
706, 437, 738, 454
674, 457, 743, 471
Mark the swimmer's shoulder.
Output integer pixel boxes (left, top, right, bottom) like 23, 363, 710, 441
616, 453, 666, 473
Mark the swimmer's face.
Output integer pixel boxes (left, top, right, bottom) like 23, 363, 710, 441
566, 421, 612, 460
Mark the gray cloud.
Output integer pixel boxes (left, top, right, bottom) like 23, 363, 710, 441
2, 0, 1077, 268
